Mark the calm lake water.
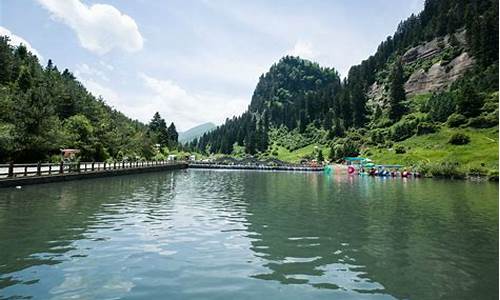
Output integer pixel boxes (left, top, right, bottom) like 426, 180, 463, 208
0, 170, 498, 300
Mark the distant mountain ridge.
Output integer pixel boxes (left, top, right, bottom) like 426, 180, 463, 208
179, 122, 216, 143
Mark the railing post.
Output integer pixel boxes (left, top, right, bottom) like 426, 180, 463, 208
59, 161, 64, 174
48, 164, 52, 175
8, 162, 14, 178
24, 166, 28, 177
36, 162, 41, 176
122, 161, 125, 169
91, 161, 95, 171
77, 162, 81, 173
104, 162, 107, 170
114, 162, 116, 170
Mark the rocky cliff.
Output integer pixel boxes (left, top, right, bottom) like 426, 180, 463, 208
367, 30, 474, 108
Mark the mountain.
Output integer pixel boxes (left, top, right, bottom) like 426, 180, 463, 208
179, 122, 216, 144
193, 0, 498, 175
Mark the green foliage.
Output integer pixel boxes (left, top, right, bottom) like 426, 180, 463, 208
391, 119, 417, 141
448, 132, 470, 145
0, 37, 156, 162
416, 122, 437, 135
427, 161, 466, 179
388, 58, 407, 121
424, 92, 456, 122
455, 81, 483, 118
330, 139, 360, 161
370, 128, 388, 145
395, 145, 406, 154
446, 113, 467, 127
467, 113, 498, 129
317, 149, 324, 162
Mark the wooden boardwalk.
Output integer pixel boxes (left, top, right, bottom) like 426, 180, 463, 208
0, 161, 188, 188
0, 160, 325, 188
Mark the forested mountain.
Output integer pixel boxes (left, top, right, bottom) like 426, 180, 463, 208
193, 0, 498, 165
0, 38, 178, 162
179, 122, 216, 144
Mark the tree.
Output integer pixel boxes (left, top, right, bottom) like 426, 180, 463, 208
63, 114, 96, 160
388, 58, 406, 121
456, 81, 483, 117
317, 149, 324, 162
0, 36, 13, 84
149, 112, 169, 146
167, 122, 178, 147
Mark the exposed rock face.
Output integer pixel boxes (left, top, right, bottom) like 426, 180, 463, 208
367, 30, 474, 107
402, 30, 467, 64
404, 52, 475, 95
366, 82, 387, 109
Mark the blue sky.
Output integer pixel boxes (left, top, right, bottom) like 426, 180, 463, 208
0, 0, 424, 131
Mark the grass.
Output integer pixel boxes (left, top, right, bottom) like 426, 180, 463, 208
268, 126, 498, 177
366, 127, 499, 172
270, 143, 327, 163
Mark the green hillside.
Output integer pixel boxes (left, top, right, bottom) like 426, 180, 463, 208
191, 0, 498, 178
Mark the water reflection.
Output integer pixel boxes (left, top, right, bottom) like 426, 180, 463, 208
0, 170, 497, 300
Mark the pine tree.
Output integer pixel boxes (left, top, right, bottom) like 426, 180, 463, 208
317, 149, 324, 162
167, 122, 178, 147
456, 81, 483, 117
388, 58, 406, 121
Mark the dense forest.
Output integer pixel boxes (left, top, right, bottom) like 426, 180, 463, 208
0, 38, 178, 162
191, 0, 498, 166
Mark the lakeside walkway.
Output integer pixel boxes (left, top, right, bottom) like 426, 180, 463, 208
0, 161, 188, 188
0, 160, 325, 188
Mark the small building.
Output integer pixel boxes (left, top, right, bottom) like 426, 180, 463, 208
60, 149, 80, 160
167, 154, 177, 161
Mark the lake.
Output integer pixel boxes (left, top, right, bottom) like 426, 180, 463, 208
0, 169, 498, 299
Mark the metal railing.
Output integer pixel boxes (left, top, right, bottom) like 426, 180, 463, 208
0, 160, 180, 179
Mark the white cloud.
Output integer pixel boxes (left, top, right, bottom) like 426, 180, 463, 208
36, 0, 143, 55
138, 73, 247, 130
0, 26, 43, 61
288, 40, 316, 60
75, 63, 109, 82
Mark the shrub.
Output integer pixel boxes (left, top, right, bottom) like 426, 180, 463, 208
395, 145, 406, 154
468, 113, 498, 128
468, 164, 489, 177
488, 171, 499, 181
331, 140, 360, 160
391, 120, 417, 141
447, 113, 467, 127
370, 128, 387, 145
428, 161, 466, 179
425, 92, 456, 122
448, 133, 470, 145
414, 161, 431, 176
416, 122, 437, 135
